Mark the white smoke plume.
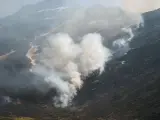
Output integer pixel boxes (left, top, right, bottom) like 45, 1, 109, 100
79, 33, 112, 75
31, 33, 111, 107
112, 27, 135, 57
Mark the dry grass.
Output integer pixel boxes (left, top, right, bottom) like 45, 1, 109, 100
0, 117, 34, 120
14, 117, 34, 120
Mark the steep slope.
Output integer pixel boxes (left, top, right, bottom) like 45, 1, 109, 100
131, 8, 160, 48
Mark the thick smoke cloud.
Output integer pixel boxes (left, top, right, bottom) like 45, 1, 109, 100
31, 33, 111, 107
79, 34, 111, 75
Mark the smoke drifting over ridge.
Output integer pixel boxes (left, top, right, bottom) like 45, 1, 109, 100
30, 5, 144, 107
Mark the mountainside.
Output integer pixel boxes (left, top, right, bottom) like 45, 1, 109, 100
0, 0, 160, 120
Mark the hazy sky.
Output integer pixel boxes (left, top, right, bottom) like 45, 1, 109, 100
122, 0, 160, 13
0, 0, 42, 18
0, 0, 159, 18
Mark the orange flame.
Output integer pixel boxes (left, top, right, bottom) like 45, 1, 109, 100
26, 43, 38, 65
0, 50, 16, 61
